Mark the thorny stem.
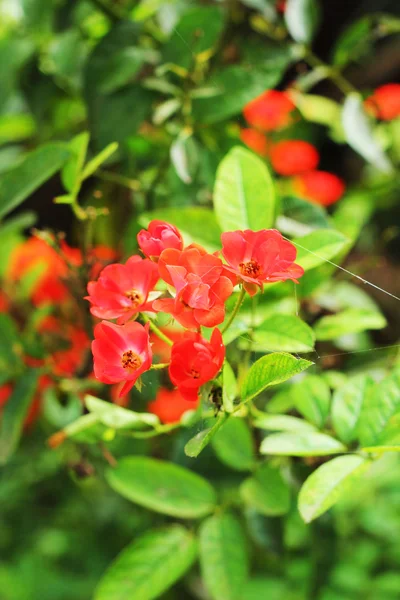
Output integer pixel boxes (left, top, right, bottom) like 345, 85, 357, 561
141, 314, 174, 346
221, 287, 246, 335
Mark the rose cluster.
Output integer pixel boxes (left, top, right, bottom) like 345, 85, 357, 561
88, 221, 304, 413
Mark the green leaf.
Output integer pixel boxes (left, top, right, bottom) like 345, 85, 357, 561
292, 93, 341, 128
199, 513, 249, 600
192, 47, 292, 124
293, 229, 348, 271
247, 314, 315, 353
332, 191, 373, 242
284, 0, 320, 43
332, 16, 373, 67
81, 142, 119, 180
241, 353, 313, 403
153, 98, 181, 125
0, 314, 23, 372
278, 195, 331, 236
214, 146, 275, 232
292, 375, 331, 428
95, 525, 197, 600
62, 413, 107, 444
61, 132, 89, 194
242, 578, 288, 600
222, 361, 237, 413
106, 456, 217, 518
331, 375, 373, 443
0, 143, 70, 219
170, 133, 199, 184
260, 432, 345, 457
139, 207, 221, 251
185, 412, 228, 458
0, 369, 39, 464
342, 93, 393, 173
212, 418, 255, 471
314, 308, 387, 341
240, 462, 290, 516
85, 395, 159, 429
253, 413, 317, 433
298, 455, 370, 522
358, 368, 400, 447
0, 113, 36, 145
163, 6, 224, 69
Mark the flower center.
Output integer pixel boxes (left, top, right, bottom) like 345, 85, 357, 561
190, 368, 200, 379
239, 260, 262, 278
125, 289, 144, 307
121, 350, 142, 372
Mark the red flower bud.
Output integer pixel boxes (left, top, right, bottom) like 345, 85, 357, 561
138, 220, 183, 260
240, 128, 270, 156
270, 140, 319, 176
243, 90, 295, 132
292, 170, 345, 206
365, 83, 400, 121
148, 388, 198, 424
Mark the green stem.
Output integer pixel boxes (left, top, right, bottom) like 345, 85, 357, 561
141, 314, 174, 346
221, 287, 246, 335
97, 170, 141, 191
304, 50, 357, 95
150, 362, 169, 370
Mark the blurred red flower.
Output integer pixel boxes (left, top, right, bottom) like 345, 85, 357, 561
243, 90, 295, 132
240, 128, 270, 156
270, 140, 320, 175
138, 220, 183, 260
154, 245, 236, 330
221, 229, 304, 296
148, 388, 198, 424
169, 328, 225, 402
92, 320, 152, 397
86, 255, 159, 323
365, 83, 400, 121
292, 170, 345, 206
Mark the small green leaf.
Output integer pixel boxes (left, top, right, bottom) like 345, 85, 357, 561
331, 374, 373, 443
292, 375, 331, 428
222, 361, 237, 413
314, 308, 387, 341
85, 395, 159, 429
0, 369, 39, 464
170, 133, 198, 184
240, 463, 290, 516
260, 432, 345, 457
298, 455, 370, 523
0, 143, 70, 219
214, 146, 275, 232
95, 525, 197, 600
62, 412, 107, 444
284, 0, 320, 43
253, 413, 317, 433
248, 314, 315, 353
0, 314, 23, 372
293, 229, 348, 271
212, 418, 255, 471
81, 142, 119, 180
153, 98, 181, 125
185, 412, 228, 458
241, 353, 313, 403
342, 93, 393, 173
199, 512, 249, 600
106, 456, 217, 518
61, 131, 89, 194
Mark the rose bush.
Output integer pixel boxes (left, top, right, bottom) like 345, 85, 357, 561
0, 1, 400, 600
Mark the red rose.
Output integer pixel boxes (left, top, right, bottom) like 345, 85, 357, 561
221, 229, 304, 296
92, 320, 152, 397
169, 329, 225, 402
86, 255, 159, 323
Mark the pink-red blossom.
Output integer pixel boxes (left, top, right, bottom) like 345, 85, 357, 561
86, 256, 159, 323
148, 388, 199, 423
92, 320, 152, 397
169, 329, 225, 402
153, 245, 236, 329
138, 220, 183, 260
221, 229, 304, 295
